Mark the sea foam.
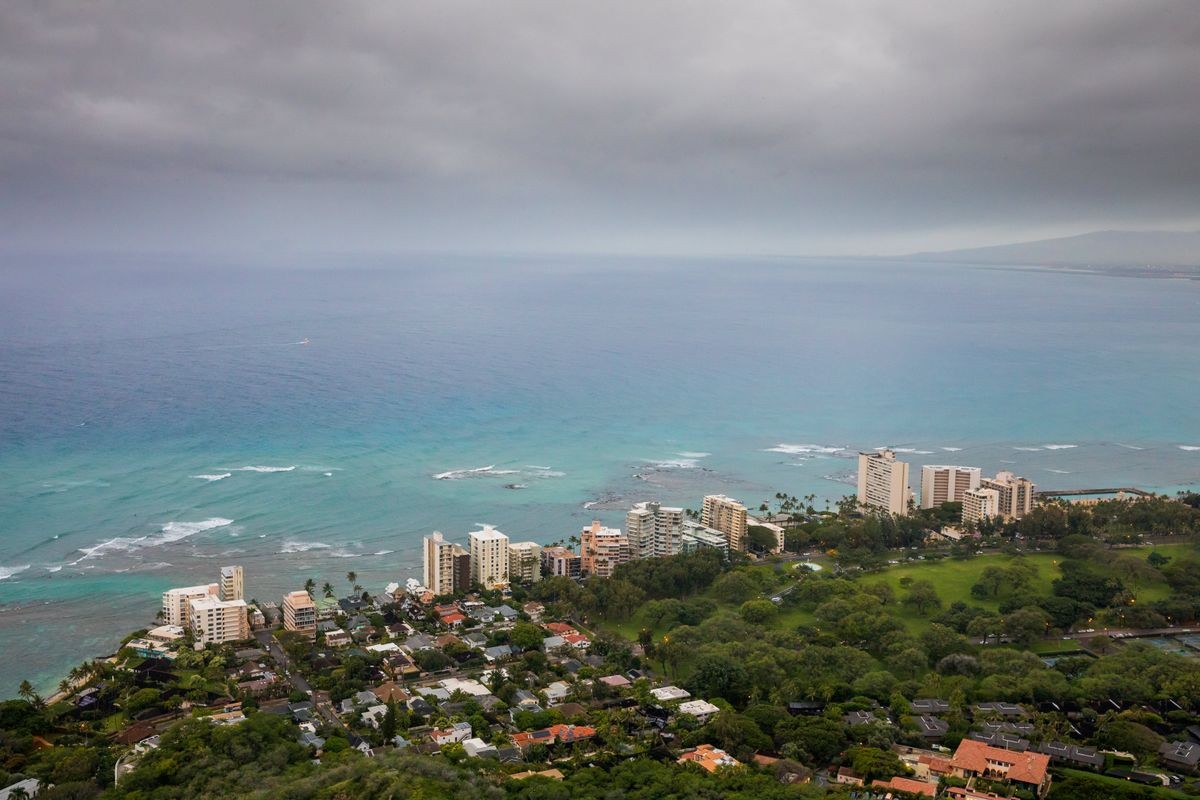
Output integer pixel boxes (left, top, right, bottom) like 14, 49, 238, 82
192, 473, 232, 482
766, 443, 844, 455
0, 564, 31, 581
280, 540, 331, 553
232, 465, 296, 473
1180, 445, 1200, 452
71, 518, 234, 564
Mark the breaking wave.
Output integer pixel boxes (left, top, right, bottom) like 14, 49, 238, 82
0, 564, 31, 581
765, 443, 845, 455
191, 473, 232, 482
1180, 445, 1200, 452
280, 540, 331, 553
232, 465, 297, 473
70, 518, 233, 564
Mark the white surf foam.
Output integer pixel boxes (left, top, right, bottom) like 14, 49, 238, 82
70, 518, 233, 564
232, 465, 296, 473
1179, 445, 1200, 452
676, 451, 711, 459
646, 458, 700, 469
1114, 443, 1145, 450
373, 550, 394, 556
323, 472, 333, 477
0, 564, 31, 581
893, 448, 935, 454
940, 447, 963, 452
329, 548, 362, 558
191, 473, 232, 482
1042, 444, 1078, 450
765, 443, 844, 455
280, 540, 331, 554
1046, 468, 1072, 474
1014, 446, 1043, 451
46, 565, 63, 573
433, 465, 497, 480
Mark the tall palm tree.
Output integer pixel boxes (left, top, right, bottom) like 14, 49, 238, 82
18, 680, 40, 707
322, 582, 334, 598
347, 571, 358, 592
304, 577, 316, 595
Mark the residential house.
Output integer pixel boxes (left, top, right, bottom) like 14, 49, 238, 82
916, 715, 950, 740
1037, 742, 1104, 770
949, 739, 1052, 797
870, 777, 937, 797
677, 743, 740, 772
463, 737, 498, 758
544, 680, 572, 705
430, 721, 473, 746
650, 686, 691, 702
1160, 740, 1200, 773
678, 699, 721, 723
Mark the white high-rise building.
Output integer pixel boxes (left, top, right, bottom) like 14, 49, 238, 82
189, 596, 249, 645
857, 449, 912, 515
219, 565, 244, 602
626, 502, 685, 558
962, 487, 1001, 525
424, 531, 467, 596
981, 471, 1037, 519
508, 541, 542, 584
920, 466, 981, 509
702, 495, 748, 552
469, 526, 510, 589
162, 583, 218, 627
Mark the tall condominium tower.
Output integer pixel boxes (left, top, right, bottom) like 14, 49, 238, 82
919, 465, 981, 509
626, 501, 685, 558
701, 494, 748, 552
468, 525, 510, 589
857, 449, 912, 516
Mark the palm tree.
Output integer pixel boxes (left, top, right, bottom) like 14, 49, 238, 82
322, 582, 334, 598
18, 679, 42, 708
304, 577, 316, 595
347, 571, 358, 592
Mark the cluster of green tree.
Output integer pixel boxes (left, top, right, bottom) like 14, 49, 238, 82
784, 512, 932, 559
979, 496, 1200, 543
524, 551, 728, 623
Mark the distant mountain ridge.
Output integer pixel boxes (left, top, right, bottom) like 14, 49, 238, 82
907, 230, 1200, 270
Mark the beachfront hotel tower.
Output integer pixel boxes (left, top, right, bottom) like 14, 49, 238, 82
424, 531, 470, 595
469, 525, 510, 589
701, 494, 748, 552
919, 465, 981, 509
189, 596, 249, 645
981, 471, 1037, 519
626, 501, 685, 559
857, 449, 912, 515
161, 583, 218, 627
962, 487, 1001, 524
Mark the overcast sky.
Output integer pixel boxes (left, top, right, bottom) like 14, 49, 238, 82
2, 1, 1198, 257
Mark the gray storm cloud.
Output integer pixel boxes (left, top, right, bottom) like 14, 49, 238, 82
1, 1, 1198, 256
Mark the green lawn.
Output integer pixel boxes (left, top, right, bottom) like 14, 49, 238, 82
864, 553, 1063, 614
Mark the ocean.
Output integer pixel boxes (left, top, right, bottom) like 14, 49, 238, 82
1, 254, 1199, 696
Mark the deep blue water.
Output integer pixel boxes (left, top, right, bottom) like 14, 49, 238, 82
1, 254, 1199, 695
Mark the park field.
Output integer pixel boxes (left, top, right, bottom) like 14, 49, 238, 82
605, 541, 1198, 642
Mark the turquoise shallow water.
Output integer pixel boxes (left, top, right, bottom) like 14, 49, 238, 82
1, 255, 1199, 694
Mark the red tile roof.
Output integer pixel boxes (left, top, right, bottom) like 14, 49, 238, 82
871, 776, 937, 797
950, 739, 1050, 786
